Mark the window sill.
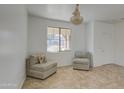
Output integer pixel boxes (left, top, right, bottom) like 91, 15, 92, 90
60, 50, 72, 52
47, 50, 72, 54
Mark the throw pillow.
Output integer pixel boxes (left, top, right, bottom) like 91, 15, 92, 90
38, 55, 45, 64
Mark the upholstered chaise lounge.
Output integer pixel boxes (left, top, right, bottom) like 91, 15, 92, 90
26, 54, 57, 79
73, 51, 93, 70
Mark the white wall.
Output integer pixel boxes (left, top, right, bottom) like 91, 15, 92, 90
93, 22, 115, 66
28, 15, 86, 66
86, 22, 94, 53
86, 21, 115, 67
0, 5, 27, 88
115, 22, 124, 66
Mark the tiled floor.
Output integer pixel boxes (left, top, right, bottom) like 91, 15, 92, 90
23, 64, 124, 89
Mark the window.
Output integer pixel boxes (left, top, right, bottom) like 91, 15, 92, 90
47, 27, 71, 52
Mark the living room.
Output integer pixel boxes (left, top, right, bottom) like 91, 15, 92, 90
0, 3, 124, 90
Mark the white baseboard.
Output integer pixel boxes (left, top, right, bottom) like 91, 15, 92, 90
58, 63, 72, 67
18, 76, 26, 89
58, 65, 72, 68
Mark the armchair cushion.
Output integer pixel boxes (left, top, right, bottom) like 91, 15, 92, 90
73, 58, 90, 64
75, 51, 88, 58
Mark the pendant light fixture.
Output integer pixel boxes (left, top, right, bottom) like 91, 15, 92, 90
71, 4, 83, 25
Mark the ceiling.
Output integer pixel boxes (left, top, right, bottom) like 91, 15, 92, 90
26, 4, 124, 23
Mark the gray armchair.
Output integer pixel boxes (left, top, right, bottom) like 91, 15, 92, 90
26, 54, 57, 79
72, 51, 93, 70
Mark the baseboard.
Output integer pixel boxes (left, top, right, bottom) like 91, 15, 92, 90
58, 63, 72, 67
58, 65, 72, 68
17, 76, 26, 89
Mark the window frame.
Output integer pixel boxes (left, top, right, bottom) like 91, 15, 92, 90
47, 26, 72, 53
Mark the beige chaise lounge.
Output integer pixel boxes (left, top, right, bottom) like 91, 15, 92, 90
26, 54, 57, 79
73, 51, 93, 70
